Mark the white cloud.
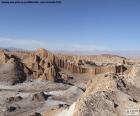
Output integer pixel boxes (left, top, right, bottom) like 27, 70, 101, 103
0, 38, 47, 50
0, 38, 107, 51
70, 44, 107, 51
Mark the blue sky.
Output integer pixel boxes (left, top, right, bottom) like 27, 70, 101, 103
0, 0, 140, 51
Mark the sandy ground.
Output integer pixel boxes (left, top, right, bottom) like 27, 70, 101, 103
0, 79, 85, 116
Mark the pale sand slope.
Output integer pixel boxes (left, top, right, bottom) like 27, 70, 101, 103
57, 73, 140, 116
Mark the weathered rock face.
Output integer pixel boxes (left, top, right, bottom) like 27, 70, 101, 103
115, 65, 127, 74
57, 74, 140, 116
87, 65, 116, 76
73, 91, 120, 116
0, 49, 62, 83
22, 52, 60, 81
0, 62, 26, 85
36, 48, 48, 58
0, 50, 9, 64
0, 50, 31, 84
0, 48, 130, 84
54, 54, 128, 76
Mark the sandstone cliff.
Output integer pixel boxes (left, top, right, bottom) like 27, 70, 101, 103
0, 48, 131, 84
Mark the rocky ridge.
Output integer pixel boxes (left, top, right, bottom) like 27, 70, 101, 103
0, 48, 139, 116
56, 73, 140, 116
0, 48, 130, 85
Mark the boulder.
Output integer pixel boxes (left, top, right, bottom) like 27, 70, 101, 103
32, 92, 47, 102
0, 62, 26, 85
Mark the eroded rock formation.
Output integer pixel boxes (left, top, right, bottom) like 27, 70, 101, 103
0, 48, 130, 84
57, 73, 140, 116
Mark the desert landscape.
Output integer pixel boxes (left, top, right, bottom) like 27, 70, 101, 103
0, 0, 140, 115
0, 48, 139, 116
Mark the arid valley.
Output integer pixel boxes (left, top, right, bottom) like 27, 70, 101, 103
0, 0, 140, 115
0, 48, 139, 116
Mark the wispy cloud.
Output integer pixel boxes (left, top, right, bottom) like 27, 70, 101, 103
0, 38, 107, 51
0, 38, 47, 50
70, 44, 107, 51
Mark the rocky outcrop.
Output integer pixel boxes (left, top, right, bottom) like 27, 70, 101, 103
32, 92, 47, 102
57, 74, 140, 116
54, 54, 127, 76
22, 50, 61, 81
0, 48, 130, 84
87, 65, 116, 76
6, 96, 23, 103
36, 48, 48, 58
0, 50, 9, 64
0, 49, 63, 83
0, 62, 26, 85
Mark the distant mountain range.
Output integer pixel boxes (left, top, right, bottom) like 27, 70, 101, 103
52, 50, 140, 59
0, 47, 140, 59
0, 47, 32, 52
